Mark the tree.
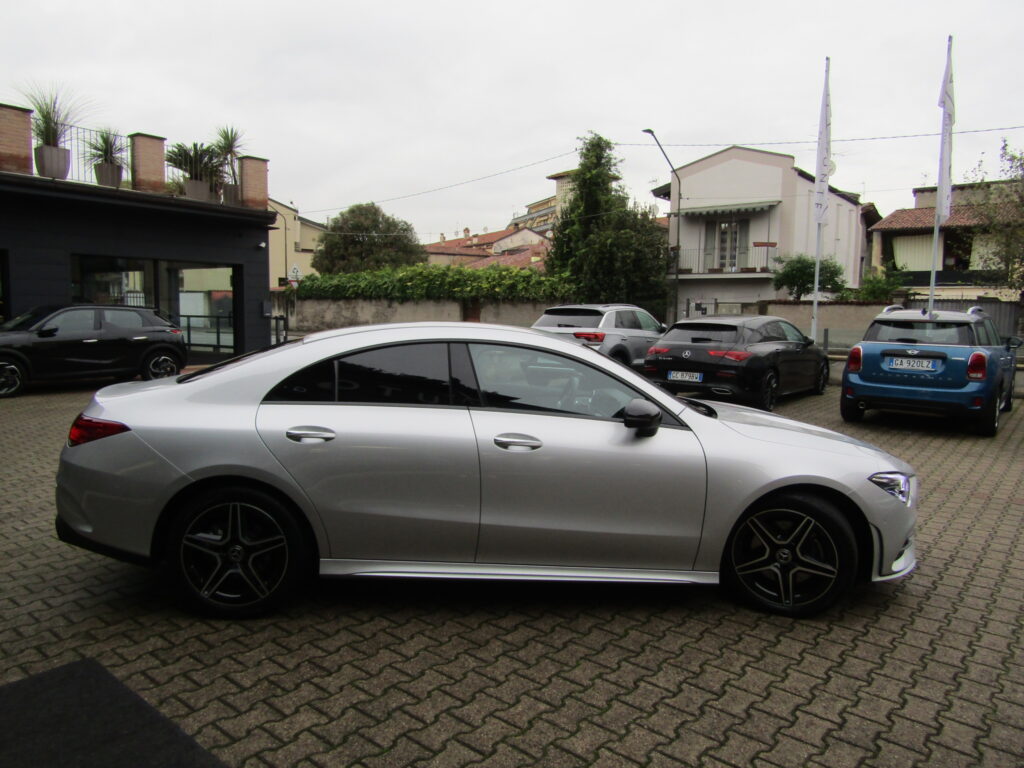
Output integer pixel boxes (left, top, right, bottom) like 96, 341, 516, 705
970, 141, 1024, 291
855, 265, 905, 302
312, 203, 426, 274
548, 133, 667, 313
772, 255, 846, 300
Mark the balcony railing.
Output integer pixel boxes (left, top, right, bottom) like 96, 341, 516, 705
673, 245, 778, 275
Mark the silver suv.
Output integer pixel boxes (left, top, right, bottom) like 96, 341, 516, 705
532, 304, 665, 366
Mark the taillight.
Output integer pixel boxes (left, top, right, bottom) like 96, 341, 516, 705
847, 345, 863, 373
573, 331, 605, 343
707, 350, 753, 362
68, 414, 130, 446
168, 328, 183, 335
967, 351, 987, 380
647, 346, 669, 355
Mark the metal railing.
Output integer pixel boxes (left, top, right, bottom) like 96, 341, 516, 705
674, 246, 777, 274
177, 314, 234, 352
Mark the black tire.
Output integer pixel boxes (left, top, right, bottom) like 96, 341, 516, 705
166, 486, 311, 617
839, 394, 864, 422
972, 390, 1000, 437
813, 361, 830, 395
0, 359, 27, 398
1000, 376, 1014, 413
755, 370, 778, 411
722, 492, 857, 617
142, 350, 182, 380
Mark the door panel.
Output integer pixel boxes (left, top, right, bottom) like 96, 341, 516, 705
257, 404, 481, 562
470, 410, 707, 570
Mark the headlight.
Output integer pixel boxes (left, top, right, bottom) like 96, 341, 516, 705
869, 472, 913, 505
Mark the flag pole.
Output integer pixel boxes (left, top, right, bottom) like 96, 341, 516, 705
811, 57, 831, 343
930, 35, 955, 315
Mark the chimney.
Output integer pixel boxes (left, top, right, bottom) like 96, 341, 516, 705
239, 155, 269, 209
0, 103, 33, 174
463, 227, 470, 239
129, 133, 166, 193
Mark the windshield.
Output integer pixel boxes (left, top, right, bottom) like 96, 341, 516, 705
0, 306, 63, 332
664, 323, 740, 344
865, 320, 970, 345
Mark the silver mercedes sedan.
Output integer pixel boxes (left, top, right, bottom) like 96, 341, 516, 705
55, 322, 917, 618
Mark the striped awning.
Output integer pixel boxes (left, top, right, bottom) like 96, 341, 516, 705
678, 200, 781, 217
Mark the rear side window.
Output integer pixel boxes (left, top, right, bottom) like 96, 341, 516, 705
265, 343, 452, 406
663, 323, 740, 344
534, 308, 604, 328
614, 311, 641, 330
865, 321, 971, 345
102, 309, 144, 329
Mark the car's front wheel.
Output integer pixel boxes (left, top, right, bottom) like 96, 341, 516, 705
0, 359, 26, 398
722, 493, 857, 617
142, 350, 182, 380
166, 486, 311, 617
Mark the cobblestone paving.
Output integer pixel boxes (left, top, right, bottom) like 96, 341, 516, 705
2, 381, 1023, 767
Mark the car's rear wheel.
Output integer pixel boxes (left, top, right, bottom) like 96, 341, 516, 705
142, 350, 182, 380
167, 486, 310, 617
754, 370, 778, 411
722, 493, 857, 617
0, 359, 26, 398
1000, 376, 1014, 413
972, 389, 1001, 437
813, 361, 830, 395
840, 394, 864, 422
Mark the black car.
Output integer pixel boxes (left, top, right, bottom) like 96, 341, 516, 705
0, 304, 187, 397
640, 315, 830, 410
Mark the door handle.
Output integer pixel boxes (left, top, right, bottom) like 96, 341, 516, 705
82, 339, 99, 343
286, 427, 336, 443
494, 433, 542, 451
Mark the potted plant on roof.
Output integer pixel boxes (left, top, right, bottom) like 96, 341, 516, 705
85, 128, 127, 188
23, 86, 81, 180
165, 141, 221, 201
213, 125, 244, 205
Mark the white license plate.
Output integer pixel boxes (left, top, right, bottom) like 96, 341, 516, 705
668, 371, 703, 382
889, 357, 937, 371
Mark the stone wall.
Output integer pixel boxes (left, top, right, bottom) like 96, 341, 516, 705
277, 296, 550, 333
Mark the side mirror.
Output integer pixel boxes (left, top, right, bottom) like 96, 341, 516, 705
1007, 336, 1022, 350
37, 327, 58, 338
623, 398, 662, 437
802, 336, 814, 347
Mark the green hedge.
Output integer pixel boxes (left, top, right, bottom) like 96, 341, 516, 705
296, 265, 575, 304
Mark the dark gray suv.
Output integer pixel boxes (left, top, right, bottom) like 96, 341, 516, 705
531, 304, 665, 366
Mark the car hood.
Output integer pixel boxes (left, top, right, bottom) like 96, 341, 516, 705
693, 400, 913, 472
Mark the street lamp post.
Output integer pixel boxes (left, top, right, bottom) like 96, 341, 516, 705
643, 129, 683, 323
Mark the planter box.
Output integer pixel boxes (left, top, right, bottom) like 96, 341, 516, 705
34, 145, 70, 180
740, 267, 757, 273
707, 268, 724, 273
93, 162, 123, 188
183, 179, 212, 201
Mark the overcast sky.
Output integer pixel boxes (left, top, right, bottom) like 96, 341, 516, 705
4, 0, 1022, 243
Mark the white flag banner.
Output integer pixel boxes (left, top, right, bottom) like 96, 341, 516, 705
813, 58, 832, 225
937, 36, 955, 224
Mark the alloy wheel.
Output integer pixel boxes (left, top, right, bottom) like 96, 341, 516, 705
145, 353, 180, 379
0, 362, 25, 397
729, 507, 841, 610
179, 501, 290, 609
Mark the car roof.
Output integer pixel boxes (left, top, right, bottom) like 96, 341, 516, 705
671, 315, 780, 327
872, 306, 986, 323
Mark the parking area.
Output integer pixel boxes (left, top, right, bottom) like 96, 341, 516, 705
2, 382, 1023, 768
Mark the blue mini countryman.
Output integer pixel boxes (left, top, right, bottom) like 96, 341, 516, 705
841, 305, 1021, 436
